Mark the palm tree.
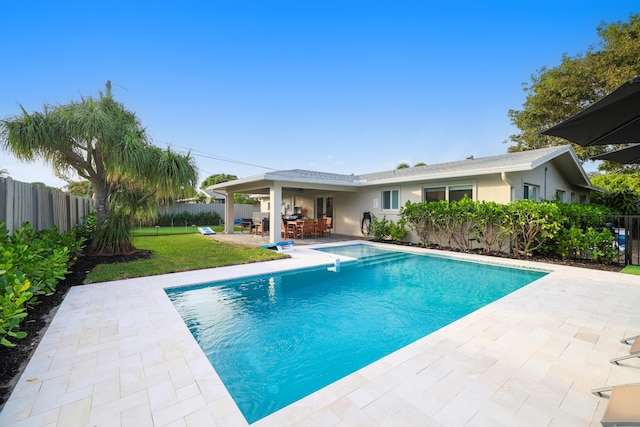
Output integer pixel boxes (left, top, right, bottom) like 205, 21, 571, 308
396, 162, 410, 169
0, 82, 197, 254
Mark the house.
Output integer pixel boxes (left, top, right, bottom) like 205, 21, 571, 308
209, 145, 596, 244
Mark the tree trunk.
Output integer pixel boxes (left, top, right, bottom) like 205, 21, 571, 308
92, 180, 110, 225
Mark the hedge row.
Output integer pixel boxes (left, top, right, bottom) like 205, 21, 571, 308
156, 211, 222, 227
0, 223, 84, 348
372, 199, 619, 264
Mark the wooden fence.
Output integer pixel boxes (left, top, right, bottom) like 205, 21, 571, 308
0, 177, 95, 234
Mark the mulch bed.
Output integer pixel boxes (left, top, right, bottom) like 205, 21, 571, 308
0, 246, 624, 410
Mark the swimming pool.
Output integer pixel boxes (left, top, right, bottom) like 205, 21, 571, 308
166, 245, 546, 423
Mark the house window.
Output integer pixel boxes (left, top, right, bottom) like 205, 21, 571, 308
382, 189, 399, 211
449, 185, 473, 202
424, 187, 446, 202
523, 184, 539, 201
555, 190, 565, 203
424, 185, 473, 203
579, 194, 588, 204
571, 192, 576, 203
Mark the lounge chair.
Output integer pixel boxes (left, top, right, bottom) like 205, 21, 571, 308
592, 383, 640, 426
198, 227, 216, 235
611, 336, 640, 365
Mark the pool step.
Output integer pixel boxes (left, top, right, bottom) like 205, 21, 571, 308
357, 251, 411, 266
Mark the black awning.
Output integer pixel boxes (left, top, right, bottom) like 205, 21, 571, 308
541, 77, 640, 146
591, 143, 640, 164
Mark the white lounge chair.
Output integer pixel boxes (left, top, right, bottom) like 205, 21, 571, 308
592, 383, 640, 426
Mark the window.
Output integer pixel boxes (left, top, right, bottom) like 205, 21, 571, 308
523, 184, 539, 201
382, 189, 399, 210
449, 185, 473, 202
571, 192, 576, 203
579, 194, 588, 204
424, 185, 473, 203
555, 190, 565, 203
424, 187, 446, 202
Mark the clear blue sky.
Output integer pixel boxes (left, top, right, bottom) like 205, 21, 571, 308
1, 1, 636, 188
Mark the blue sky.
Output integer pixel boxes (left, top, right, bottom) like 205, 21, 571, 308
1, 1, 636, 188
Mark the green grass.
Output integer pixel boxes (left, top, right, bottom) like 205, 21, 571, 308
85, 233, 287, 283
131, 225, 225, 236
621, 265, 640, 275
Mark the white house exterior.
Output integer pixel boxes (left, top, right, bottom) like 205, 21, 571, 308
209, 146, 596, 244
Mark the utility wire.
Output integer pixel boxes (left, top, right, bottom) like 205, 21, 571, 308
154, 139, 279, 171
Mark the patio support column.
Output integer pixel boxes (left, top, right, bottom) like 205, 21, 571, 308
224, 191, 235, 234
269, 182, 282, 244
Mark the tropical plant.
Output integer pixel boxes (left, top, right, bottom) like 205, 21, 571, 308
504, 200, 564, 258
0, 82, 197, 254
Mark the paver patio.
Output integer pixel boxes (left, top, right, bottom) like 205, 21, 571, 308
1, 242, 639, 426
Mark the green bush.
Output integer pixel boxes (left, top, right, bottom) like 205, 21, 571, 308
157, 211, 222, 227
0, 222, 85, 348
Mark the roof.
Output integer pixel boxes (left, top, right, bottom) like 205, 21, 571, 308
209, 145, 593, 192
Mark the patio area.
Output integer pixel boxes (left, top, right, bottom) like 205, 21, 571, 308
1, 242, 639, 426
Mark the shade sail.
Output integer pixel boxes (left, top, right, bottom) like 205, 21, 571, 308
540, 77, 640, 146
591, 143, 640, 164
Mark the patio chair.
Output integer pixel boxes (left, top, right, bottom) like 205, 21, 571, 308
315, 218, 327, 237
282, 219, 296, 239
611, 336, 640, 365
325, 217, 332, 235
299, 219, 315, 239
592, 383, 640, 426
241, 218, 254, 234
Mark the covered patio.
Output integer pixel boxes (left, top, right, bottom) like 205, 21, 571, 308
209, 170, 361, 244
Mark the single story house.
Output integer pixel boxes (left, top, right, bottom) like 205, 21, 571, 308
209, 145, 596, 244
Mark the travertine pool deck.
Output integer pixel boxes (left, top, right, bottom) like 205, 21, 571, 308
1, 242, 639, 426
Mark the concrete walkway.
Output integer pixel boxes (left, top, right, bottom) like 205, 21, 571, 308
1, 242, 639, 426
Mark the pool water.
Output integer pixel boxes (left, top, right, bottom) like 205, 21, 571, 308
166, 248, 546, 423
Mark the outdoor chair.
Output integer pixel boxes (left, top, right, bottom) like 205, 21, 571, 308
325, 217, 332, 235
282, 219, 296, 239
241, 218, 254, 233
592, 383, 640, 426
611, 335, 640, 365
299, 219, 315, 239
315, 218, 327, 237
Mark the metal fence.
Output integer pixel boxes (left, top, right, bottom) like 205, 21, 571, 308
158, 203, 260, 225
568, 215, 640, 266
0, 177, 95, 234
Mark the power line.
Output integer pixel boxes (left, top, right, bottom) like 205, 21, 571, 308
154, 139, 279, 172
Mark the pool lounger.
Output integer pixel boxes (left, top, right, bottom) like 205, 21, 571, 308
611, 336, 640, 365
198, 227, 216, 235
592, 383, 640, 426
260, 240, 294, 252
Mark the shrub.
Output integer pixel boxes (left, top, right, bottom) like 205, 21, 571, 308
0, 221, 89, 347
157, 211, 222, 227
370, 214, 391, 240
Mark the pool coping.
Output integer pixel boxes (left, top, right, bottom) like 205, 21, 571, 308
1, 242, 639, 426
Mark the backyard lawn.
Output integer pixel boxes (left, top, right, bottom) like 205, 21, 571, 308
131, 225, 243, 236
85, 232, 287, 283
622, 265, 640, 275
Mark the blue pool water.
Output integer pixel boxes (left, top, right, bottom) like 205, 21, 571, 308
166, 246, 546, 423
